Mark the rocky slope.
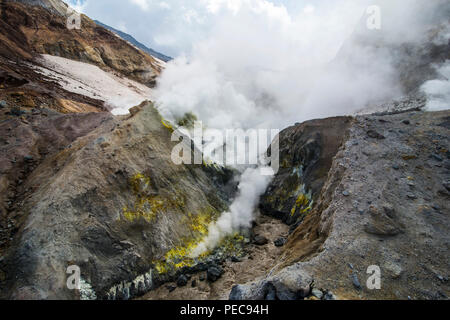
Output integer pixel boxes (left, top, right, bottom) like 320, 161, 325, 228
231, 109, 449, 300
2, 0, 163, 86
0, 101, 237, 299
0, 0, 163, 115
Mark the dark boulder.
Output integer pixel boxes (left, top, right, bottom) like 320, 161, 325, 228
274, 238, 287, 247
253, 235, 268, 246
229, 285, 243, 300
207, 265, 224, 282
167, 284, 176, 293
367, 130, 385, 139
177, 275, 188, 287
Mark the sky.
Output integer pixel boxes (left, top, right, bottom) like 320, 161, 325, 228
67, 0, 347, 57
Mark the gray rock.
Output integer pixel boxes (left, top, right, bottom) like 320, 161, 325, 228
407, 194, 418, 200
351, 273, 362, 290
231, 256, 242, 263
311, 288, 324, 299
443, 181, 450, 192
432, 204, 441, 211
177, 275, 188, 287
167, 285, 176, 293
10, 106, 25, 117
272, 283, 297, 300
144, 279, 151, 290
122, 287, 130, 300
383, 204, 396, 218
324, 292, 337, 300
274, 238, 287, 247
264, 283, 277, 300
0, 100, 7, 108
253, 235, 269, 246
207, 265, 224, 282
229, 285, 244, 300
431, 154, 443, 162
137, 281, 146, 295
386, 262, 403, 279
367, 130, 385, 139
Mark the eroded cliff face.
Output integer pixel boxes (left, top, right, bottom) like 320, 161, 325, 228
1, 1, 162, 86
260, 117, 353, 227
231, 109, 450, 300
0, 0, 162, 115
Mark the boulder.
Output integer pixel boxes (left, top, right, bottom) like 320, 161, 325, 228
207, 265, 224, 283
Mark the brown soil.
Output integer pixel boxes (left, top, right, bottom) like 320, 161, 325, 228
141, 215, 290, 300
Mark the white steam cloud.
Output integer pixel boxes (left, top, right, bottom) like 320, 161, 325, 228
156, 0, 372, 129
191, 167, 272, 257
422, 61, 450, 111
153, 0, 450, 255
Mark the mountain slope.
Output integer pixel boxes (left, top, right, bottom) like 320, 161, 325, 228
231, 109, 450, 301
94, 20, 172, 63
1, 0, 162, 86
0, 0, 164, 115
1, 102, 236, 300
5, 0, 69, 16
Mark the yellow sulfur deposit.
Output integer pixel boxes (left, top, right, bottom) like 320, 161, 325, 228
161, 118, 174, 133
122, 173, 164, 223
291, 193, 313, 216
153, 210, 244, 275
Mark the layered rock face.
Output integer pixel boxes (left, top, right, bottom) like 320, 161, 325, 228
231, 109, 450, 300
260, 117, 353, 226
0, 0, 162, 115
6, 0, 69, 16
1, 0, 162, 87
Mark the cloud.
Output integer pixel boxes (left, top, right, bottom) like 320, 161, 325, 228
129, 0, 150, 11
66, 0, 330, 58
155, 0, 374, 130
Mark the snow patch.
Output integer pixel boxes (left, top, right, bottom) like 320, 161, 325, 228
30, 54, 153, 115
